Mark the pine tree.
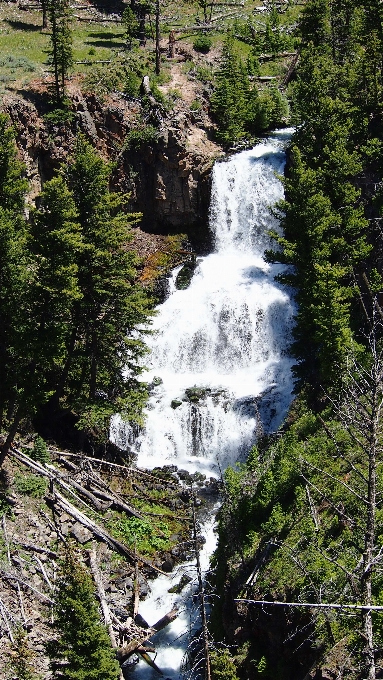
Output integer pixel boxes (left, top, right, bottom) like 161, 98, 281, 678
122, 7, 139, 49
47, 0, 73, 105
48, 545, 119, 680
0, 116, 30, 463
210, 35, 250, 143
56, 135, 152, 438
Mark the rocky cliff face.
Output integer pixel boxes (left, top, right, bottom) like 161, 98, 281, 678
3, 89, 222, 253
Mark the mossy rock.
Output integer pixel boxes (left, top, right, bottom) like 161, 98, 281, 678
168, 573, 192, 593
175, 259, 197, 290
171, 399, 182, 409
185, 386, 211, 403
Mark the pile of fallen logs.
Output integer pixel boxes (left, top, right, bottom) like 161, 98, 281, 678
88, 543, 178, 675
5, 445, 190, 675
10, 446, 170, 574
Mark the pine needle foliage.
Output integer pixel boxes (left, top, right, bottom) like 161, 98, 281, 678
48, 544, 119, 680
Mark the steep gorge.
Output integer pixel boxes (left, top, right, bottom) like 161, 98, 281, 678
3, 87, 221, 254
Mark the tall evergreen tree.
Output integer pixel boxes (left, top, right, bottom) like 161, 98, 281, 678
48, 545, 119, 680
55, 135, 152, 437
0, 116, 30, 463
47, 0, 73, 105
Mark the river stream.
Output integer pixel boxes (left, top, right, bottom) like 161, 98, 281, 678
111, 129, 295, 678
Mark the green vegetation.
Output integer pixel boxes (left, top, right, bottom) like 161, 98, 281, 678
6, 627, 41, 680
111, 515, 171, 555
213, 1, 383, 679
14, 472, 47, 497
211, 34, 289, 145
193, 33, 213, 53
0, 122, 153, 462
47, 0, 73, 105
48, 544, 119, 680
30, 436, 51, 464
210, 649, 239, 680
266, 0, 383, 396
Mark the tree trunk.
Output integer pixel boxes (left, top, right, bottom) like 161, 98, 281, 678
88, 545, 117, 648
192, 495, 211, 680
41, 0, 48, 28
0, 404, 23, 467
155, 0, 160, 75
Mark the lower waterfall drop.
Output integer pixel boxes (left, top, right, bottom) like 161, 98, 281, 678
112, 129, 295, 476
111, 130, 295, 679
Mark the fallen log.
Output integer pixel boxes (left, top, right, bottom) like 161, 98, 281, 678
11, 449, 96, 513
137, 649, 164, 675
45, 464, 111, 513
51, 452, 179, 486
1, 569, 54, 604
133, 556, 140, 618
47, 489, 166, 575
85, 470, 145, 519
117, 609, 179, 660
152, 608, 178, 632
88, 545, 117, 648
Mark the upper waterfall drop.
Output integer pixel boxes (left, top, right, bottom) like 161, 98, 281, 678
112, 130, 295, 475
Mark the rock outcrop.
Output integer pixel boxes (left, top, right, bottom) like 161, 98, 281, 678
3, 88, 222, 253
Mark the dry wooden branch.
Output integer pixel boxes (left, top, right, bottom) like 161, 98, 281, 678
133, 555, 140, 618
137, 649, 164, 674
0, 597, 14, 642
16, 541, 57, 559
34, 555, 53, 591
1, 569, 54, 604
45, 463, 110, 512
16, 582, 28, 626
136, 645, 156, 653
39, 509, 66, 543
85, 469, 145, 519
117, 609, 179, 660
2, 516, 11, 565
52, 452, 178, 485
11, 449, 96, 514
152, 608, 178, 631
245, 542, 273, 587
192, 495, 211, 680
234, 599, 383, 611
88, 545, 117, 648
48, 489, 166, 575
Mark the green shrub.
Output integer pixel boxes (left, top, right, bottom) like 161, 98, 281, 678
210, 649, 239, 680
190, 99, 202, 111
125, 125, 160, 150
14, 473, 47, 498
112, 515, 170, 555
195, 63, 215, 83
193, 34, 212, 53
124, 70, 141, 97
43, 107, 75, 127
47, 544, 119, 680
6, 627, 41, 680
30, 436, 51, 464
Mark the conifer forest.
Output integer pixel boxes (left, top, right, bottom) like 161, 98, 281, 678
1, 1, 383, 679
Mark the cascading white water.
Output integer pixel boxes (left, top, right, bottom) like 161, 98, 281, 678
112, 129, 295, 476
111, 129, 295, 680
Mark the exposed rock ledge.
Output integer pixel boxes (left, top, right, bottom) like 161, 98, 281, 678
3, 88, 223, 253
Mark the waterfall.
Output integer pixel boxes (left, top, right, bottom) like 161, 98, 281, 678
112, 129, 295, 476
111, 129, 295, 680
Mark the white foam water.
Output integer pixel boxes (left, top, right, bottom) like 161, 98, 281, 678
111, 129, 295, 476
112, 129, 295, 679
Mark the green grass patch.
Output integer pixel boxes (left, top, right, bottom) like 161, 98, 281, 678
108, 514, 172, 556
14, 472, 47, 498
